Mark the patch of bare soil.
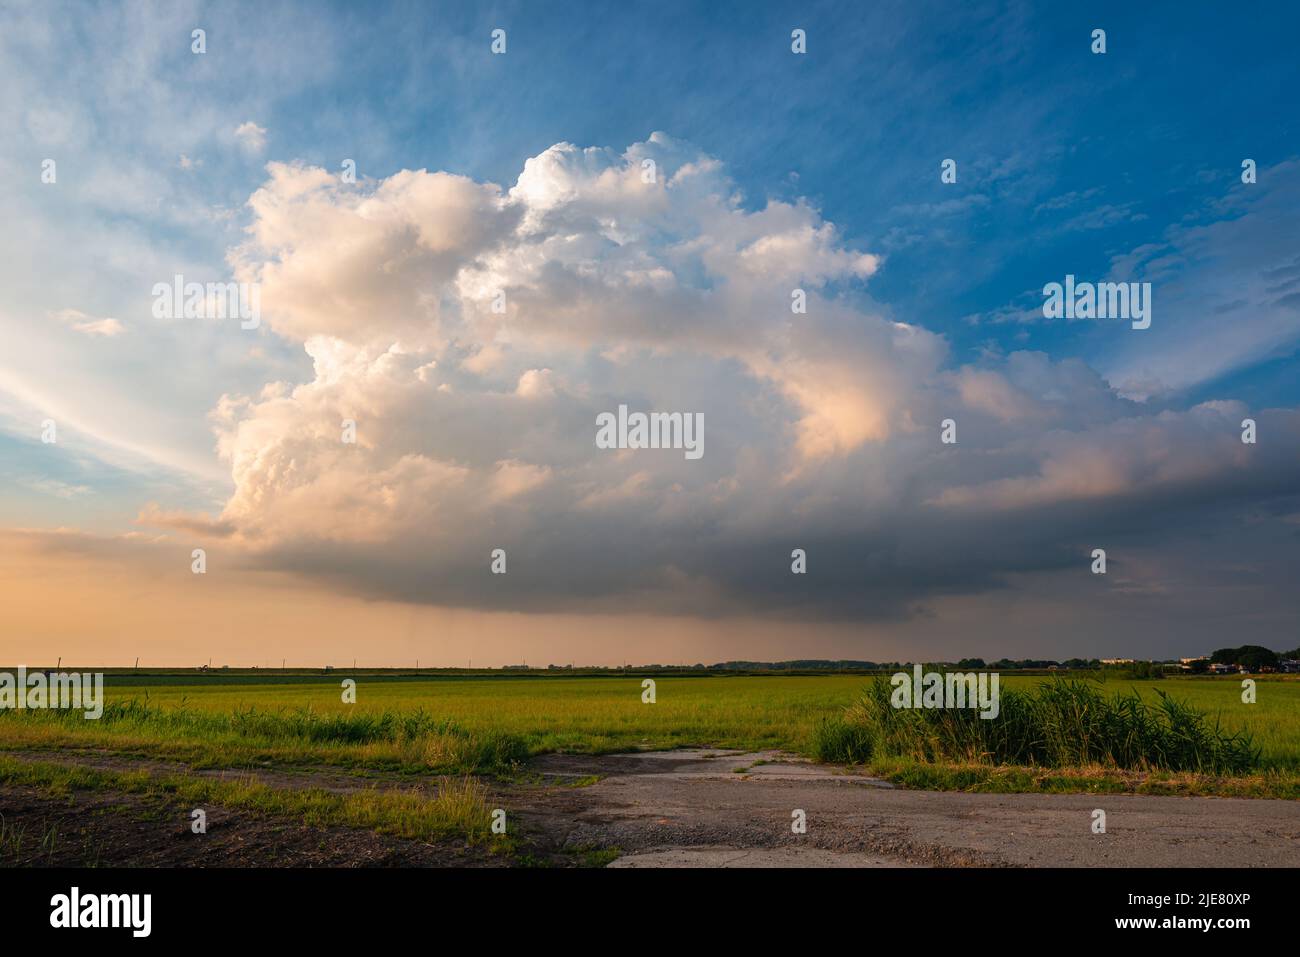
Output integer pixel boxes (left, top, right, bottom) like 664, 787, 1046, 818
0, 784, 497, 867
0, 748, 597, 868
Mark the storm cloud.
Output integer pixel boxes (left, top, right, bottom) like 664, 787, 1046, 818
126, 136, 1300, 631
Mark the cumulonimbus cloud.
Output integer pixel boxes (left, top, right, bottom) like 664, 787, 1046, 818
141, 134, 1300, 620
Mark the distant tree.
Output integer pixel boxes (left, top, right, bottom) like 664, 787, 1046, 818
956, 658, 986, 669
1212, 645, 1279, 667
1238, 648, 1279, 671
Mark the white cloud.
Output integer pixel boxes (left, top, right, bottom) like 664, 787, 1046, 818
48, 308, 124, 337
77, 137, 1300, 619
1097, 160, 1300, 398
160, 135, 949, 612
234, 121, 268, 154
516, 368, 556, 398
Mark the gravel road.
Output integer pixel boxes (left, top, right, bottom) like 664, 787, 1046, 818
512, 748, 1300, 868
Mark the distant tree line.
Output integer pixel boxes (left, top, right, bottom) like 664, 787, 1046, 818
708, 658, 1103, 672
1209, 645, 1300, 671
708, 648, 1298, 674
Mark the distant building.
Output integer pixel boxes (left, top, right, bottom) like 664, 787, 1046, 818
1207, 662, 1238, 674
1100, 658, 1135, 665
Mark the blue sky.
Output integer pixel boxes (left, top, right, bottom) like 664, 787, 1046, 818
11, 0, 1299, 392
2, 0, 1298, 664
221, 0, 1300, 392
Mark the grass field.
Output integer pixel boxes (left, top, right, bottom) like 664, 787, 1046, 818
3, 671, 1297, 866
2, 672, 1298, 780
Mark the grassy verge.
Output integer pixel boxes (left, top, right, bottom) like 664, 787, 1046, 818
862, 755, 1300, 799
0, 702, 530, 776
0, 755, 494, 843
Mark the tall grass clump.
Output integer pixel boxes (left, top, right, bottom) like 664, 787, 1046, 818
809, 716, 874, 764
827, 675, 1258, 774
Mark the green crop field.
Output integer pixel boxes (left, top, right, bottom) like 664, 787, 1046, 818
2, 673, 1297, 786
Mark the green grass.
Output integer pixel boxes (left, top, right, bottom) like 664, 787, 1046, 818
824, 675, 1260, 774
861, 756, 1300, 799
807, 674, 1300, 798
0, 813, 63, 866
810, 716, 877, 764
0, 675, 861, 766
0, 698, 531, 774
2, 673, 1297, 797
0, 756, 494, 844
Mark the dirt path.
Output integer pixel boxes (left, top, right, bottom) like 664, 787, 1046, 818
511, 749, 1300, 868
3, 747, 1298, 867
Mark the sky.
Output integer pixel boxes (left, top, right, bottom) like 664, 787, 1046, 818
1, 0, 1298, 667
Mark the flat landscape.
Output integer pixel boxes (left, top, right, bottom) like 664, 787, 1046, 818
2, 672, 1298, 867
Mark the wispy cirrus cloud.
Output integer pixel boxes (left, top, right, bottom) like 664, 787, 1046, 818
48, 308, 124, 337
